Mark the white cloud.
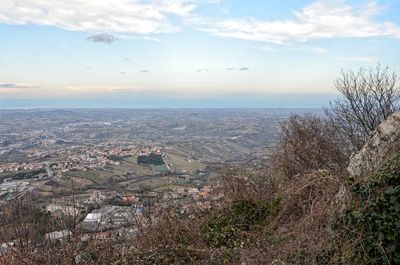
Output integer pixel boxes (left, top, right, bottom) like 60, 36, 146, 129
290, 45, 328, 54
1, 0, 397, 44
339, 56, 376, 63
156, 0, 197, 17
259, 44, 328, 54
259, 45, 278, 52
199, 0, 400, 43
0, 0, 202, 35
68, 85, 138, 94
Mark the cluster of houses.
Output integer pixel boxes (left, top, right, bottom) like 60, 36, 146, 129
0, 145, 163, 176
0, 162, 43, 174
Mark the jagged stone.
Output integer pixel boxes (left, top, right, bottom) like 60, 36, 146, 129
348, 111, 400, 177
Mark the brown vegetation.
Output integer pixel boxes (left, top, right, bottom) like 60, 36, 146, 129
272, 115, 349, 178
243, 171, 345, 264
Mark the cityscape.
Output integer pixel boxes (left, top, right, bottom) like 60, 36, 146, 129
1, 0, 399, 264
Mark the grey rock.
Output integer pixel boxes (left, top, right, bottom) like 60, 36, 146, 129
348, 111, 400, 177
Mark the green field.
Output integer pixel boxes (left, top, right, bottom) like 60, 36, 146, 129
45, 153, 210, 194
164, 152, 206, 172
63, 155, 153, 185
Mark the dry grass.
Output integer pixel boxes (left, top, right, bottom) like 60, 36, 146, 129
219, 167, 280, 204
241, 170, 346, 264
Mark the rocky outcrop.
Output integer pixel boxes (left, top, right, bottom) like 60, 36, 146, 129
348, 111, 400, 177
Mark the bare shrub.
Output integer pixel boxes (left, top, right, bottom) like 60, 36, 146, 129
128, 208, 213, 264
0, 196, 123, 265
127, 168, 281, 264
272, 115, 349, 179
242, 171, 346, 265
219, 167, 279, 204
0, 197, 56, 264
135, 210, 206, 250
326, 65, 400, 151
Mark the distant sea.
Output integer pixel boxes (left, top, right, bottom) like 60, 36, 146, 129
0, 95, 335, 109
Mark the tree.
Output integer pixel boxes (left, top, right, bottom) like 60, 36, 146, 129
326, 65, 400, 151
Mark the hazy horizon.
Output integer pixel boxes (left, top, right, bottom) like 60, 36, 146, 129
0, 94, 335, 109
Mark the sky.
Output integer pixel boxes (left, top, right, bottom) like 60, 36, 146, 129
0, 0, 399, 108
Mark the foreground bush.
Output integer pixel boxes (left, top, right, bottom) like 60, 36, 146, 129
340, 156, 400, 264
207, 199, 280, 249
273, 115, 349, 178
